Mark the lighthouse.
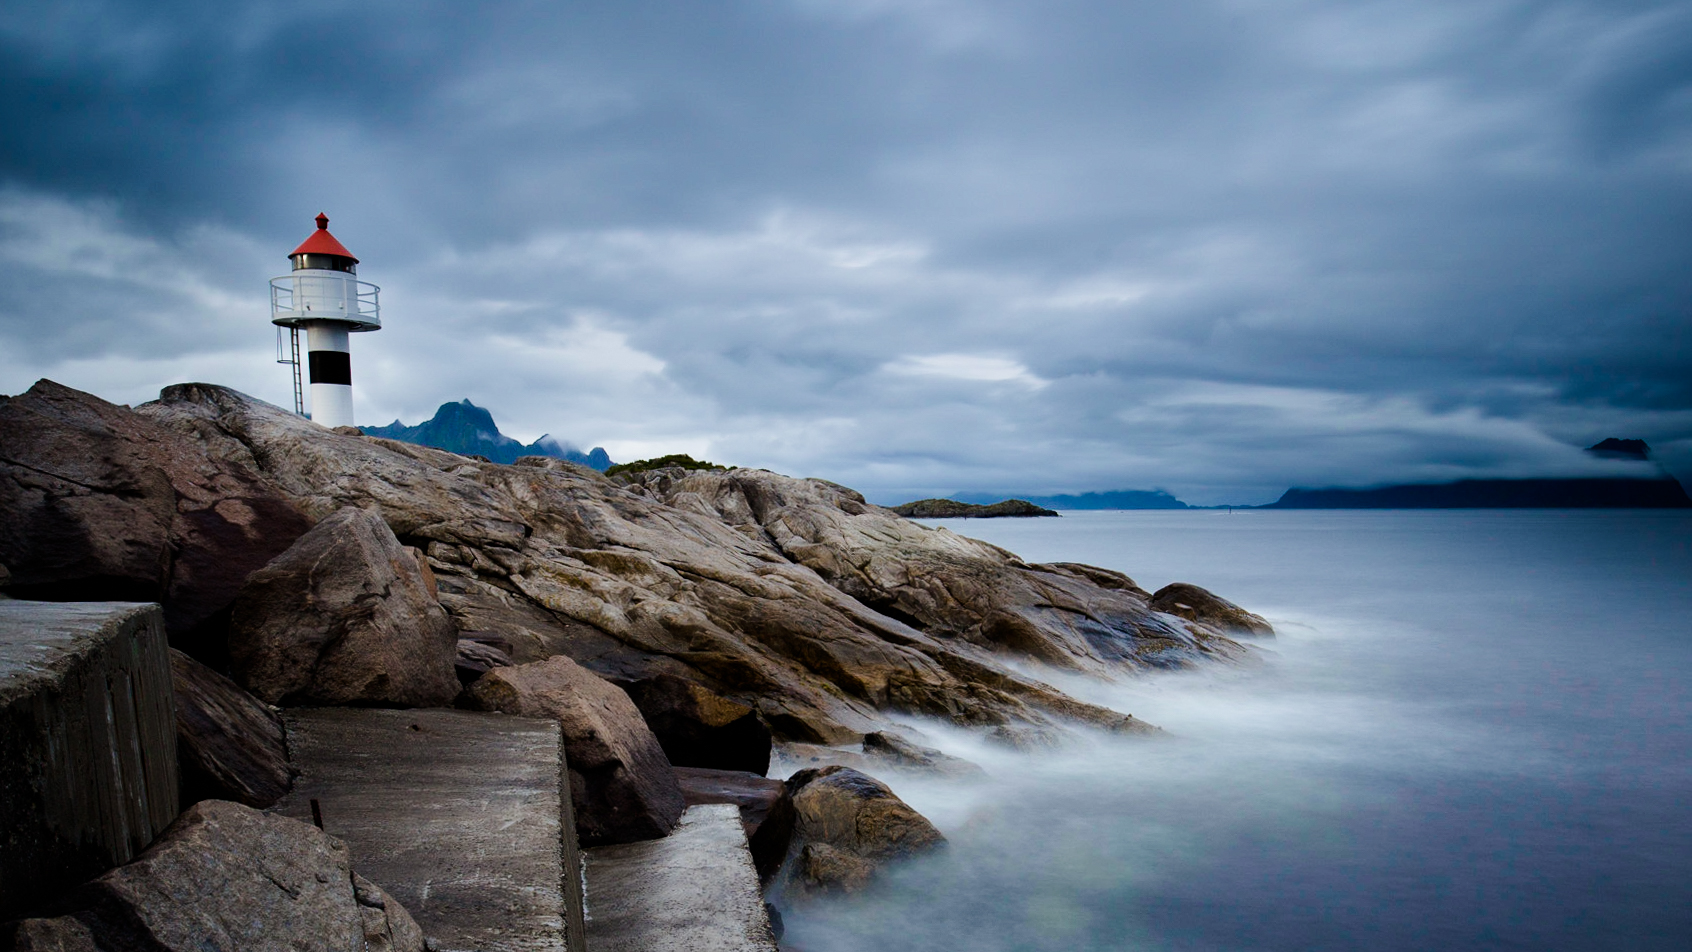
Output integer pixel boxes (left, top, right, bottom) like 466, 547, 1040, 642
270, 214, 381, 428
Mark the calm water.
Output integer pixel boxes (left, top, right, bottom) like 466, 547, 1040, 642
779, 510, 1692, 952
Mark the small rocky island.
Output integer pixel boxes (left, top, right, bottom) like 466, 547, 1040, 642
0, 379, 1271, 951
892, 498, 1060, 518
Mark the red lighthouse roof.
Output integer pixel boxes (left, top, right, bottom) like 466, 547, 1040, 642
289, 213, 359, 262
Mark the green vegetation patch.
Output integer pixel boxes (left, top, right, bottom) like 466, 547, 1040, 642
604, 453, 730, 478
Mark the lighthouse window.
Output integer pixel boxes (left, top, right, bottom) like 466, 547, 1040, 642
291, 254, 357, 274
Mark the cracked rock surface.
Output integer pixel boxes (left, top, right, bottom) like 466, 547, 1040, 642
137, 382, 1256, 743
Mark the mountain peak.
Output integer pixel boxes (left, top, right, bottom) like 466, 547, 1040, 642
363, 402, 613, 470
1586, 438, 1650, 461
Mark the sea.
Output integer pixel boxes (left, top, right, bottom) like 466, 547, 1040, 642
778, 510, 1692, 952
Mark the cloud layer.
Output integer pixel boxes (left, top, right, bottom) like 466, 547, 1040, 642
2, 0, 1689, 503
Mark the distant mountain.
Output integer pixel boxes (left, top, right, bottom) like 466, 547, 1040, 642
1586, 438, 1651, 461
952, 489, 1189, 510
363, 399, 613, 471
1265, 477, 1690, 509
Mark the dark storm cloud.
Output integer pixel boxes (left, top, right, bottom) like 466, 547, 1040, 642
2, 0, 1689, 503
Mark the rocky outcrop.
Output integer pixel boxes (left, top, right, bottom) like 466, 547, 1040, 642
129, 383, 1254, 746
170, 649, 291, 808
0, 380, 312, 664
778, 765, 945, 895
228, 506, 460, 708
619, 674, 772, 775
1150, 583, 1274, 638
466, 655, 686, 845
13, 800, 423, 952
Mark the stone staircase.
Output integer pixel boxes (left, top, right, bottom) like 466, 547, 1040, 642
2, 600, 780, 952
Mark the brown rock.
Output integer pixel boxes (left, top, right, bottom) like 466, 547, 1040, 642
352, 873, 426, 952
454, 638, 513, 687
779, 765, 944, 894
1150, 582, 1274, 637
797, 842, 876, 894
170, 648, 291, 808
136, 384, 1258, 745
47, 799, 415, 952
674, 766, 786, 839
0, 380, 312, 665
404, 546, 438, 600
228, 506, 460, 708
466, 656, 685, 845
620, 674, 772, 775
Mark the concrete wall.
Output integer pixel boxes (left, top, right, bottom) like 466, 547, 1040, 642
275, 707, 587, 952
0, 602, 179, 920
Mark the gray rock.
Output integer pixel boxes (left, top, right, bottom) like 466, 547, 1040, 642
779, 765, 945, 895
466, 655, 685, 845
228, 506, 459, 708
1150, 582, 1275, 637
171, 648, 291, 808
45, 800, 422, 952
620, 674, 772, 775
987, 723, 1069, 751
2, 917, 98, 951
0, 379, 312, 665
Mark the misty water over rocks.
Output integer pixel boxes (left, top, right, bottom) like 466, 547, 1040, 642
779, 510, 1692, 951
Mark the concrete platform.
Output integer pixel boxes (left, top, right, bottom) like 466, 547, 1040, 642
585, 803, 779, 952
0, 601, 177, 920
272, 707, 586, 952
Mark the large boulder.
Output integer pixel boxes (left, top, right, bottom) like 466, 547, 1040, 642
228, 506, 459, 708
465, 655, 685, 845
619, 674, 772, 775
1150, 583, 1274, 638
171, 649, 291, 808
778, 765, 945, 895
0, 380, 312, 664
5, 800, 423, 952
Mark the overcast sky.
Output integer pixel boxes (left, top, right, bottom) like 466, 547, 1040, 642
2, 0, 1689, 504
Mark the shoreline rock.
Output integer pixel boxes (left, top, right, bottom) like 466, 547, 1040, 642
227, 506, 460, 708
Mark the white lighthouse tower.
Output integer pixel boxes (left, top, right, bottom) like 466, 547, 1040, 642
270, 213, 380, 428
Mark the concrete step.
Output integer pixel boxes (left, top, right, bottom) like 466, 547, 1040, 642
584, 803, 779, 952
0, 601, 178, 921
272, 707, 586, 952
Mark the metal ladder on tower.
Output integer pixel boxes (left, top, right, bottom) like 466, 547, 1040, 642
275, 325, 305, 416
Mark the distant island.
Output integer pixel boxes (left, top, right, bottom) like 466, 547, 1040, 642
1265, 439, 1690, 509
364, 399, 612, 470
1266, 477, 1690, 509
893, 498, 1060, 518
951, 489, 1189, 510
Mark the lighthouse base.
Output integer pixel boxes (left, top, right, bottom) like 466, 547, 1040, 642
305, 322, 355, 429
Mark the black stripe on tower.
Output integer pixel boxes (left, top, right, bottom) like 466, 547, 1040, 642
308, 351, 352, 385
